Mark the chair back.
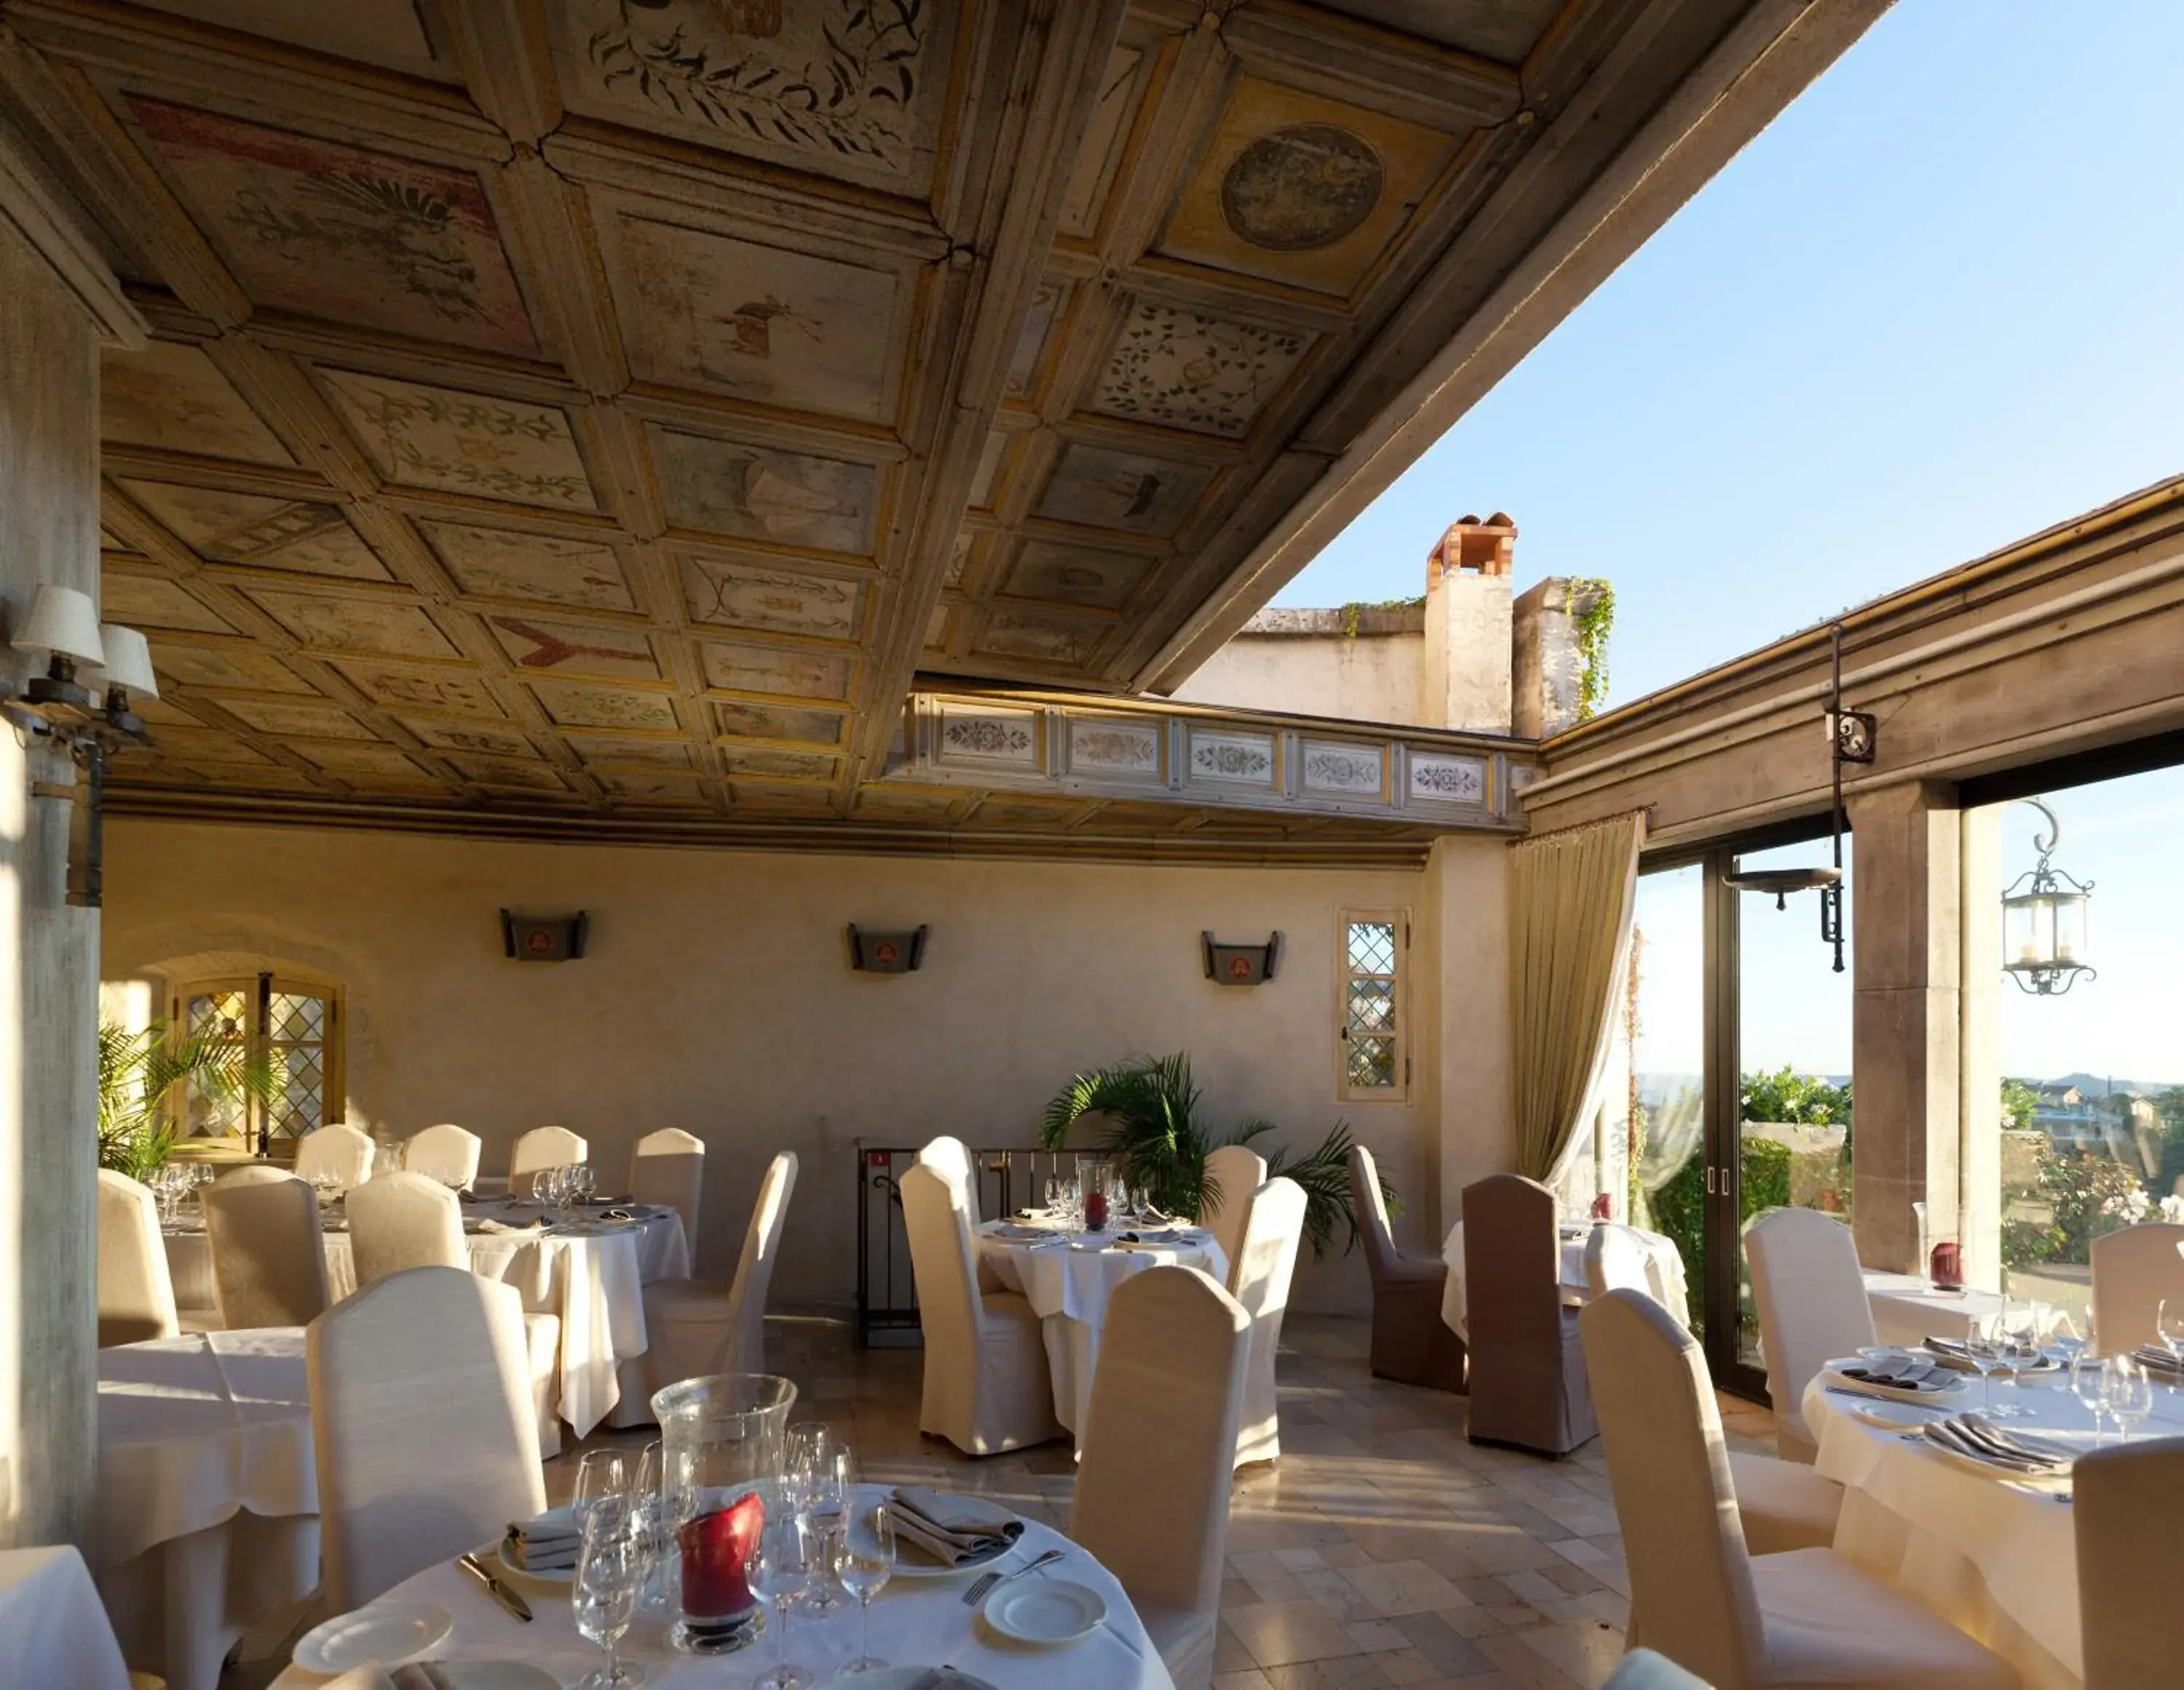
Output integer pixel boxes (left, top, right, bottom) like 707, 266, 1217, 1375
402, 1124, 481, 1189
1584, 1223, 1657, 1301
294, 1122, 375, 1189
2091, 1222, 2184, 1354
1463, 1173, 1564, 1349
308, 1266, 545, 1608
722, 1151, 798, 1375
510, 1125, 588, 1197
2076, 1435, 2184, 1689
916, 1135, 980, 1224
97, 1170, 180, 1346
1073, 1265, 1250, 1619
1230, 1175, 1305, 1465
1579, 1289, 1765, 1688
1201, 1143, 1267, 1276
630, 1128, 705, 1261
1602, 1649, 1712, 1690
347, 1171, 465, 1285
1744, 1206, 1874, 1445
1347, 1143, 1399, 1282
202, 1166, 331, 1329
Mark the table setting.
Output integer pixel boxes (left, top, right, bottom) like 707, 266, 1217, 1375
1804, 1317, 2184, 1686
976, 1174, 1227, 1447
270, 1372, 1174, 1690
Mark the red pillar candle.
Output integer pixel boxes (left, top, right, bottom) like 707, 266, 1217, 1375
1083, 1190, 1109, 1231
679, 1491, 764, 1619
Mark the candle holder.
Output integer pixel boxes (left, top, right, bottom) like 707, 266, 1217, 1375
652, 1372, 798, 1654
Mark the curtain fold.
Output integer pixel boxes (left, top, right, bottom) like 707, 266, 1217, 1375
1508, 812, 1646, 1185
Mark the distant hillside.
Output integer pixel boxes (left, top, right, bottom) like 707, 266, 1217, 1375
2021, 1071, 2183, 1099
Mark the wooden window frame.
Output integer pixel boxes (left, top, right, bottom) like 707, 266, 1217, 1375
1337, 907, 1410, 1103
170, 972, 345, 1153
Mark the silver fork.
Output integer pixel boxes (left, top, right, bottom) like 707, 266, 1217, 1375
963, 1547, 1066, 1606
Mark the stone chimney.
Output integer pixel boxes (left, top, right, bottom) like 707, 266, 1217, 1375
1420, 513, 1516, 734
1513, 576, 1610, 738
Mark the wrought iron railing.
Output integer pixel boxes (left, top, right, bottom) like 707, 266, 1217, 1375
855, 1141, 1084, 1347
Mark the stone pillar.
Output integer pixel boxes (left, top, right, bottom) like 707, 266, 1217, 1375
0, 157, 146, 1545
1848, 781, 1963, 1272
1512, 576, 1610, 739
1959, 805, 2002, 1290
1420, 833, 1511, 1229
1420, 514, 1514, 734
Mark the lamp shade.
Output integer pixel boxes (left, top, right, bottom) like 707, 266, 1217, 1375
89, 624, 159, 702
15, 584, 104, 665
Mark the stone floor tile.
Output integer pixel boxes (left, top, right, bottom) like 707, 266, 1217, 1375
1476, 1630, 1589, 1689
1388, 1610, 1496, 1676
1345, 1558, 1466, 1618
1346, 1619, 1413, 1652
1216, 1672, 1278, 1690
1227, 1598, 1369, 1667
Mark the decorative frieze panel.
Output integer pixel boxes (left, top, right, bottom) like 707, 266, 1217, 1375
1066, 716, 1163, 783
1405, 750, 1490, 811
935, 705, 1042, 770
1299, 739, 1386, 800
1187, 728, 1278, 789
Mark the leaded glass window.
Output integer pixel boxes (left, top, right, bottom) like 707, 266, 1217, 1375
1340, 911, 1407, 1099
175, 973, 341, 1145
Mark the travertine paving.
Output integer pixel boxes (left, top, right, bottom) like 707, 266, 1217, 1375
230, 1313, 1780, 1689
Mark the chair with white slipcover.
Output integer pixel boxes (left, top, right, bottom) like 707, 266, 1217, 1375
1580, 1288, 2012, 1690
344, 1170, 565, 1455
97, 1169, 180, 1346
308, 1266, 546, 1610
636, 1151, 797, 1397
509, 1124, 588, 1197
401, 1123, 481, 1189
1072, 1266, 1250, 1690
293, 1122, 374, 1190
917, 1135, 981, 1223
1744, 1206, 1875, 1464
2090, 1221, 2184, 1354
202, 1165, 331, 1330
1586, 1223, 1840, 1554
1228, 1175, 1305, 1467
2076, 1435, 2184, 1689
900, 1160, 1060, 1455
630, 1128, 705, 1265
1603, 1651, 1710, 1690
1200, 1143, 1267, 1280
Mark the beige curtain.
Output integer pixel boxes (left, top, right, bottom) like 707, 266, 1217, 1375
1508, 812, 1645, 1183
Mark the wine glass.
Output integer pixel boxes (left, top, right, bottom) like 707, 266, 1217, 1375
2157, 1300, 2184, 1386
1980, 1304, 2027, 1418
2072, 1352, 2113, 1446
839, 1497, 893, 1673
573, 1164, 598, 1206
1962, 1314, 2006, 1416
746, 1507, 814, 1690
1043, 1175, 1062, 1215
572, 1505, 645, 1689
800, 1449, 853, 1615
572, 1448, 632, 1536
2105, 1354, 2154, 1443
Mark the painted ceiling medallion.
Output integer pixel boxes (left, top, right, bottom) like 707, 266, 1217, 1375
1091, 305, 1308, 438
1222, 124, 1383, 251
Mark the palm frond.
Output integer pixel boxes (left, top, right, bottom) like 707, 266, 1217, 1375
1257, 1119, 1392, 1258
96, 1019, 279, 1178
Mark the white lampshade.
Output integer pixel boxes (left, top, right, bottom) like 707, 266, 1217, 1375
88, 624, 159, 702
15, 584, 104, 665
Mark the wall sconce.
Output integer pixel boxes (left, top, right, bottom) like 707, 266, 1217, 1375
848, 925, 927, 972
4, 588, 161, 910
1203, 932, 1282, 985
502, 911, 589, 961
2002, 797, 2093, 996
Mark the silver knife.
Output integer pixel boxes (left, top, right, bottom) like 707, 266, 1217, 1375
458, 1551, 534, 1622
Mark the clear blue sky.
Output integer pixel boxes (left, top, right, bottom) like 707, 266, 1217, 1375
1276, 4, 2184, 1088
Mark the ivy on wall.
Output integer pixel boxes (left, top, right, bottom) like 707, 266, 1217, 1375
1571, 579, 1615, 720
1339, 595, 1425, 638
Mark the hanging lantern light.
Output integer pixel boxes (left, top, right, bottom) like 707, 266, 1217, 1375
2001, 797, 2093, 996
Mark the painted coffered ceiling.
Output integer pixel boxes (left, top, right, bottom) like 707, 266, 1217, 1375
0, 0, 1881, 844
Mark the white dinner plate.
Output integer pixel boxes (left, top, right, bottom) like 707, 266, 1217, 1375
890, 1498, 1019, 1578
828, 1670, 1000, 1689
982, 1577, 1108, 1645
427, 1667, 562, 1690
293, 1603, 453, 1673
1821, 1363, 1963, 1404
1830, 1395, 1938, 1431
495, 1536, 574, 1590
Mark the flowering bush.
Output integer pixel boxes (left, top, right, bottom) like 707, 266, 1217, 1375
2002, 1144, 2154, 1268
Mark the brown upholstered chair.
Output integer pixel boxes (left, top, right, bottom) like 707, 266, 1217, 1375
1462, 1173, 1596, 1456
1348, 1144, 1467, 1392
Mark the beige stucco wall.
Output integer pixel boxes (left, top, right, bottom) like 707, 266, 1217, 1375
1171, 631, 1428, 727
103, 820, 1511, 1314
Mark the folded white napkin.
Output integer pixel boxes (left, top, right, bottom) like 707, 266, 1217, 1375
475, 1215, 548, 1234
886, 1488, 1021, 1566
990, 1223, 1047, 1241
505, 1505, 580, 1571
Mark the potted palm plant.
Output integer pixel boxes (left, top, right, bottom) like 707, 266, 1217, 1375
98, 1020, 278, 1182
1037, 1050, 1391, 1256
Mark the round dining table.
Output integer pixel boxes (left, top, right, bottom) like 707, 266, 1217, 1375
976, 1217, 1228, 1450
96, 1326, 317, 1690
269, 1484, 1176, 1689
1803, 1360, 2184, 1689
163, 1199, 689, 1436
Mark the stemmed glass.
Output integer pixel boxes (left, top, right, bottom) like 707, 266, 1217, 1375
150, 1165, 185, 1226
572, 1164, 598, 1207
572, 1501, 645, 1689
573, 1448, 632, 1535
2105, 1354, 2153, 1443
2156, 1300, 2184, 1386
1963, 1314, 2007, 1416
839, 1496, 894, 1673
746, 1505, 814, 1690
801, 1450, 854, 1615
2073, 1352, 2113, 1445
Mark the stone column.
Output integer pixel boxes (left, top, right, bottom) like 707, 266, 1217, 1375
1848, 781, 1963, 1272
1420, 515, 1514, 734
1958, 804, 2002, 1290
1420, 834, 1511, 1229
0, 154, 146, 1545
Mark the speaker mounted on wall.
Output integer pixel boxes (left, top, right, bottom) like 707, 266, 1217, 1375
1203, 931, 1281, 985
502, 909, 587, 962
848, 924, 928, 973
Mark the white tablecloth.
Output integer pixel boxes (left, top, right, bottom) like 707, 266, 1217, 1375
1439, 1220, 1689, 1338
269, 1483, 1175, 1689
96, 1328, 318, 1690
1803, 1363, 2184, 1686
978, 1221, 1227, 1446
1861, 1270, 2058, 1348
165, 1203, 689, 1437
0, 1545, 132, 1690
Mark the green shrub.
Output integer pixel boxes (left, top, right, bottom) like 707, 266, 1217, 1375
1651, 1138, 1797, 1324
